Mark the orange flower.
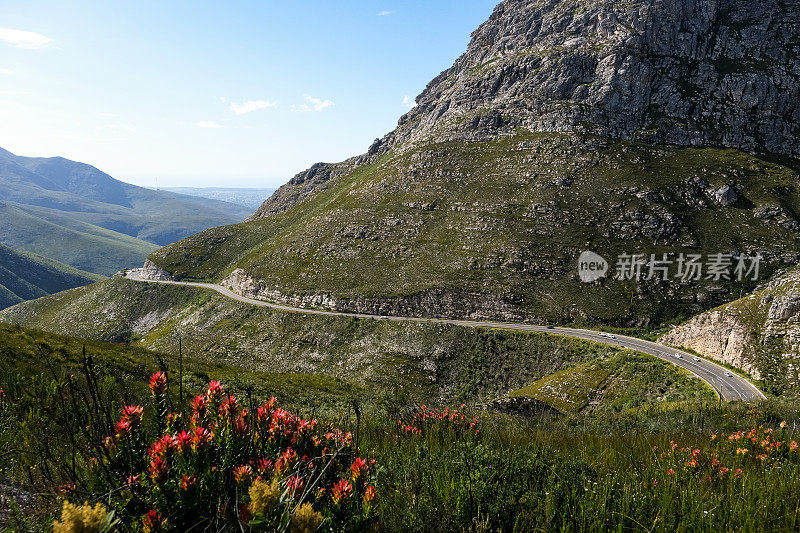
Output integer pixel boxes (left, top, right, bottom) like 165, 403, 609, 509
234, 465, 253, 485
364, 485, 377, 503
791, 441, 798, 451
667, 468, 675, 475
149, 371, 167, 395
331, 479, 353, 504
780, 421, 787, 428
180, 475, 196, 491
148, 456, 168, 483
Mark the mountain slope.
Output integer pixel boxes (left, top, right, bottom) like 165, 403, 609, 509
0, 243, 102, 310
0, 148, 252, 274
20, 0, 798, 328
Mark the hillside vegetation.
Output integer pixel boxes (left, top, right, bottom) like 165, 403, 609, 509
0, 322, 798, 532
0, 243, 103, 310
0, 276, 713, 409
149, 132, 800, 326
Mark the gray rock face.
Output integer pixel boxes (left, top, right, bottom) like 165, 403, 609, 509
391, 0, 800, 157
251, 0, 800, 220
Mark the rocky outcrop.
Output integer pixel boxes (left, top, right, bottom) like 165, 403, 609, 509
221, 268, 531, 322
660, 309, 758, 377
136, 260, 173, 281
252, 0, 800, 219
661, 269, 800, 390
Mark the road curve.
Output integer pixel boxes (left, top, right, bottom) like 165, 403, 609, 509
125, 271, 766, 402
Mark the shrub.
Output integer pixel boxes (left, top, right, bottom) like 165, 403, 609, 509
91, 375, 379, 531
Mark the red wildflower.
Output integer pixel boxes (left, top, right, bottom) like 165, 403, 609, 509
254, 458, 273, 475
126, 474, 141, 486
331, 479, 353, 504
286, 475, 304, 493
791, 441, 798, 451
175, 430, 192, 453
121, 405, 144, 424
206, 380, 224, 400
149, 371, 168, 396
115, 419, 132, 438
190, 394, 207, 413
220, 396, 240, 418
192, 426, 213, 450
350, 457, 368, 480
734, 468, 743, 476
667, 468, 675, 475
275, 447, 298, 473
142, 510, 164, 532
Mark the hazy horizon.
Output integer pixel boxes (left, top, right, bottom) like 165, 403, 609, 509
0, 1, 498, 189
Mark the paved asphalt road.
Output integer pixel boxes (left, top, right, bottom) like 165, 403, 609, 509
126, 271, 766, 402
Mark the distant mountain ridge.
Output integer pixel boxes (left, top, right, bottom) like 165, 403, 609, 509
0, 147, 252, 275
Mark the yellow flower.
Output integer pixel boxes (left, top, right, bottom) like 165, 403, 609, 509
52, 501, 109, 533
248, 478, 281, 517
290, 503, 324, 533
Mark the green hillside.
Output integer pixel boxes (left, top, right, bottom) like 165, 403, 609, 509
0, 276, 714, 408
148, 132, 800, 326
0, 243, 103, 310
0, 147, 252, 276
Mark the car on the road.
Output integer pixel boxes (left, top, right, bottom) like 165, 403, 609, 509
674, 354, 683, 359
599, 332, 616, 339
725, 372, 733, 377
379, 316, 389, 320
546, 325, 554, 329
693, 357, 701, 362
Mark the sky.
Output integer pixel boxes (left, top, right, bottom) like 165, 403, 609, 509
0, 1, 499, 188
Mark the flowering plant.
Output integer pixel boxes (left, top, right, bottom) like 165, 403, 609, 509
92, 374, 379, 531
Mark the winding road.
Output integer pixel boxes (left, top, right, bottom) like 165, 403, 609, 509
126, 271, 765, 402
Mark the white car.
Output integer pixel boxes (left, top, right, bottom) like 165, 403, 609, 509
725, 372, 733, 378
693, 357, 701, 362
675, 354, 683, 359
599, 332, 616, 339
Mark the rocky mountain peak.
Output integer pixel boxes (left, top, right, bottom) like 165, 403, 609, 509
388, 0, 800, 157
252, 0, 799, 220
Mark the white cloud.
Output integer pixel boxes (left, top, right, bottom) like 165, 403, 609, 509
100, 112, 118, 118
197, 121, 224, 129
229, 99, 277, 115
402, 95, 417, 109
295, 94, 334, 113
0, 28, 53, 49
0, 69, 13, 75
106, 123, 136, 133
0, 90, 26, 96
377, 10, 393, 16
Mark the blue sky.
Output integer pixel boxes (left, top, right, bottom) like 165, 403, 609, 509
0, 1, 498, 188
